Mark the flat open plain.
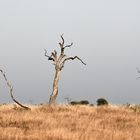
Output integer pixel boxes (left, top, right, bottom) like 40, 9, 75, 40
0, 104, 139, 140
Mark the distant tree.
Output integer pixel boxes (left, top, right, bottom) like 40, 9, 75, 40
44, 35, 86, 105
0, 69, 30, 110
96, 98, 108, 106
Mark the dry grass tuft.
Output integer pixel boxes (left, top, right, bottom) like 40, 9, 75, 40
0, 104, 139, 140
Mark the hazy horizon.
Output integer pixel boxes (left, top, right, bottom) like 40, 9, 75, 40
0, 0, 140, 104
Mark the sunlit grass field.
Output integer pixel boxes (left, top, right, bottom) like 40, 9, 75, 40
0, 104, 140, 140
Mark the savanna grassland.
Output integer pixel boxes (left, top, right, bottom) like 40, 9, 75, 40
0, 104, 140, 140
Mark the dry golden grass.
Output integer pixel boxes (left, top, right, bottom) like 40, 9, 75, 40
0, 104, 140, 140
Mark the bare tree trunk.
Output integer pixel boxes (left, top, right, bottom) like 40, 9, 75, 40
45, 35, 86, 105
49, 67, 61, 105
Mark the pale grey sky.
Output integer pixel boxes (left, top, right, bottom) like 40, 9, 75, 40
0, 0, 140, 104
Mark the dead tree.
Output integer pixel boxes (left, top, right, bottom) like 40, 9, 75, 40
44, 35, 86, 105
0, 69, 30, 110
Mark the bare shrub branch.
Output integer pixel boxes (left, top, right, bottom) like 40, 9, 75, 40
0, 69, 30, 110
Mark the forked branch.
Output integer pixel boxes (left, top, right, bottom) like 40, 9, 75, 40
59, 35, 73, 55
0, 69, 30, 110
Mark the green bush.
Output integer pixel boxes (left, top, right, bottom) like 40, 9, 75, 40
96, 98, 108, 106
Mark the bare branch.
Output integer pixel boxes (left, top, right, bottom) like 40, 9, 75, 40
65, 56, 86, 65
61, 34, 64, 46
60, 56, 86, 70
54, 50, 57, 56
59, 34, 64, 48
0, 69, 30, 110
51, 50, 58, 60
64, 42, 73, 49
44, 49, 55, 61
